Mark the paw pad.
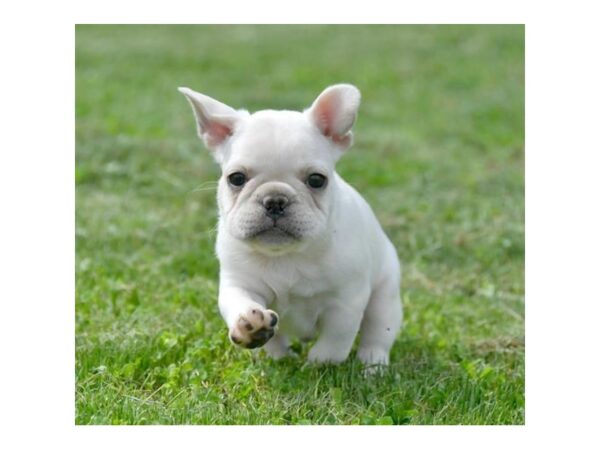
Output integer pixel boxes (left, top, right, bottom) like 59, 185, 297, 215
229, 308, 279, 349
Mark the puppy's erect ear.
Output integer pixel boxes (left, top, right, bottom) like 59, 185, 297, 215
306, 84, 361, 149
178, 87, 244, 152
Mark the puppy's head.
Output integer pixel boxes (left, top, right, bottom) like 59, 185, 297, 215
179, 84, 360, 254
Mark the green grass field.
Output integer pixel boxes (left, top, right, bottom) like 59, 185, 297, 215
75, 25, 524, 425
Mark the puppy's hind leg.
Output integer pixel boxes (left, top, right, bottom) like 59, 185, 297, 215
357, 271, 402, 367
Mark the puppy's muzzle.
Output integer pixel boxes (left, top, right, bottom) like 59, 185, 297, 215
262, 194, 289, 220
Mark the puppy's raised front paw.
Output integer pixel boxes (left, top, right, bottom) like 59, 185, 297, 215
229, 307, 279, 349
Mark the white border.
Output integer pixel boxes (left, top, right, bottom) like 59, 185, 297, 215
1, 0, 599, 448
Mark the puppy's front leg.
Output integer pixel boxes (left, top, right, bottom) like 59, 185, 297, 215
308, 288, 369, 364
219, 286, 279, 349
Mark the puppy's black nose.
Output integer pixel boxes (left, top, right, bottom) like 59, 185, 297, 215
263, 195, 289, 219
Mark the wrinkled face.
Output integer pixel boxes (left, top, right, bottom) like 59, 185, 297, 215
218, 111, 337, 252
179, 83, 361, 254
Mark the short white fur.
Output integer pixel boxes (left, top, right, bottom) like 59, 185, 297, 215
179, 84, 402, 367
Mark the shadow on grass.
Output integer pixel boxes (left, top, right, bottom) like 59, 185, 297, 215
246, 334, 523, 424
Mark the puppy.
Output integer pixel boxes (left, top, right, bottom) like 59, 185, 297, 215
179, 84, 402, 366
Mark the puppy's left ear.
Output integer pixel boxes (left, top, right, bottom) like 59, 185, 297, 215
306, 84, 361, 150
178, 87, 245, 155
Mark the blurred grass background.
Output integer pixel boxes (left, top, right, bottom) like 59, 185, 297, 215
75, 25, 524, 424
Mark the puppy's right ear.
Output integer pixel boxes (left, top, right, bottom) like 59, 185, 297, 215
306, 84, 361, 150
178, 87, 244, 154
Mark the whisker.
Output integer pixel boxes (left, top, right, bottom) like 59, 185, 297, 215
189, 186, 218, 193
188, 181, 219, 194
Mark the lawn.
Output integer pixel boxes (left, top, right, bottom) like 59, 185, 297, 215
75, 25, 524, 425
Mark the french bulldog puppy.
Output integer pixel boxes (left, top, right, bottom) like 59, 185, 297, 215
179, 84, 402, 367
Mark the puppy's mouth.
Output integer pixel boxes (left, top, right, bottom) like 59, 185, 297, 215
248, 222, 301, 244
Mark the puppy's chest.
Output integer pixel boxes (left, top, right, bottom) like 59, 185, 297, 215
266, 267, 335, 338
262, 263, 333, 300
258, 261, 339, 338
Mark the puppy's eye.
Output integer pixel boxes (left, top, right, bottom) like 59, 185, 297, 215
307, 173, 327, 189
228, 172, 247, 187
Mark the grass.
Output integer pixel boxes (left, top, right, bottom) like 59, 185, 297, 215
75, 25, 524, 425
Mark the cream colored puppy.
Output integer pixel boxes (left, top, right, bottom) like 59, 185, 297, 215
179, 84, 402, 367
